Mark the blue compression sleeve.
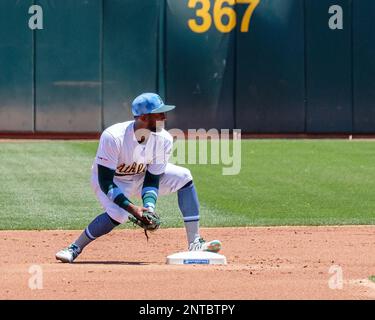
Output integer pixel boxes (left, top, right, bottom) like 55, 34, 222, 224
97, 164, 132, 209
85, 212, 120, 240
142, 170, 160, 210
177, 181, 200, 222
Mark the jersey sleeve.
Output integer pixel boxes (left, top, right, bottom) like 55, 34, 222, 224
147, 138, 172, 175
95, 130, 120, 170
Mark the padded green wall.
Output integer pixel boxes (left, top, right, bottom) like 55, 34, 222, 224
103, 0, 160, 127
165, 0, 235, 130
305, 0, 352, 133
35, 0, 101, 132
353, 0, 375, 133
0, 0, 33, 131
1, 0, 375, 133
236, 0, 305, 132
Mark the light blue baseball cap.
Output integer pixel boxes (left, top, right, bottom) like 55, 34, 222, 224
131, 93, 176, 116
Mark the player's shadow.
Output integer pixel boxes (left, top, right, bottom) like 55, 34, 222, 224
73, 261, 152, 265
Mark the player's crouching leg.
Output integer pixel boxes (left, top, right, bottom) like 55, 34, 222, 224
160, 164, 222, 253
55, 212, 121, 263
177, 180, 222, 253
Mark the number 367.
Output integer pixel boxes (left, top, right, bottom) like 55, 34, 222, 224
188, 0, 260, 33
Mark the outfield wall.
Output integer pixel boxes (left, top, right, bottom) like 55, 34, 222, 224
0, 0, 374, 133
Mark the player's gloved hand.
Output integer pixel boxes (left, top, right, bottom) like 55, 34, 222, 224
127, 204, 149, 223
142, 206, 160, 233
127, 204, 160, 233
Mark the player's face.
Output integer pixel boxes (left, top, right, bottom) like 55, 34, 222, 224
145, 113, 166, 132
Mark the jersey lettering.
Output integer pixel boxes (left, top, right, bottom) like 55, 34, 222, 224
137, 164, 145, 174
129, 162, 137, 174
115, 162, 146, 176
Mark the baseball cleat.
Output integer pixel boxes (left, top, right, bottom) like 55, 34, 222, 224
189, 237, 222, 253
55, 244, 81, 263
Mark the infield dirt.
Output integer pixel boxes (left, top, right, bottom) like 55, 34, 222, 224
1, 226, 374, 299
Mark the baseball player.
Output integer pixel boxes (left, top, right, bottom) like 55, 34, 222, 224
56, 92, 222, 263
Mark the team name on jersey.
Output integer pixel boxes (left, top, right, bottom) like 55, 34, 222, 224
115, 162, 146, 176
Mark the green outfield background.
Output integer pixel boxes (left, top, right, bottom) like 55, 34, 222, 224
1, 140, 374, 230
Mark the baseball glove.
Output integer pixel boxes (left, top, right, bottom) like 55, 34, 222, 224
128, 209, 160, 240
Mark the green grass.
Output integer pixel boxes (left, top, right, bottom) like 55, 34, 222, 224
0, 140, 374, 230
369, 276, 375, 283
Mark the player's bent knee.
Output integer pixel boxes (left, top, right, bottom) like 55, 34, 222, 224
181, 167, 193, 182
179, 168, 193, 190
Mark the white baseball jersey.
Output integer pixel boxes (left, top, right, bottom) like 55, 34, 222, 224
90, 120, 192, 224
92, 120, 173, 179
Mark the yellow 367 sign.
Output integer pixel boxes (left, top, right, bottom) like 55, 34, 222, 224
188, 0, 260, 33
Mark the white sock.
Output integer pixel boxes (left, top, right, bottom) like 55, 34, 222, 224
184, 220, 200, 246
